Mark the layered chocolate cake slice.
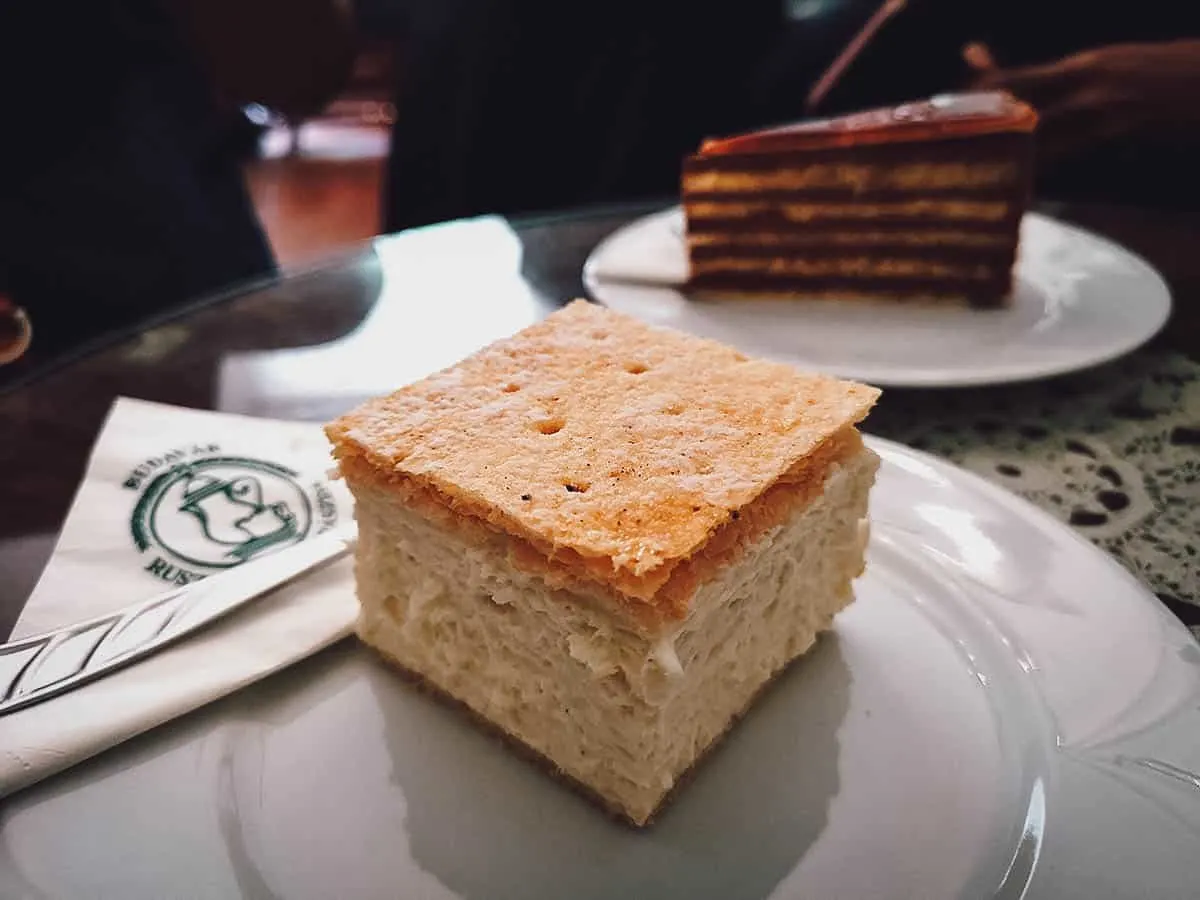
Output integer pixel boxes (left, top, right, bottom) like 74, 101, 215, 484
682, 91, 1037, 306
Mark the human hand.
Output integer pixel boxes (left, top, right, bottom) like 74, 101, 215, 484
963, 40, 1200, 164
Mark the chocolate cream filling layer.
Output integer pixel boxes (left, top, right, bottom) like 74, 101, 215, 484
688, 243, 1014, 264
684, 162, 1022, 195
685, 198, 1017, 224
685, 273, 1013, 303
688, 230, 1011, 248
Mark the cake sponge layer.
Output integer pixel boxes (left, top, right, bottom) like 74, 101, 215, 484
351, 443, 879, 826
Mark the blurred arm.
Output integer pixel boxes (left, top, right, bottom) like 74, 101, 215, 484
966, 39, 1200, 162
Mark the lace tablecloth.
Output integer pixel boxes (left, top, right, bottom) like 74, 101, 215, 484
868, 348, 1200, 638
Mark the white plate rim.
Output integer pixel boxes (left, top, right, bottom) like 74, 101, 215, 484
2, 437, 1198, 899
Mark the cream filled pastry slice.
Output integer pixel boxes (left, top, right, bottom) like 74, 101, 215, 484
325, 300, 880, 826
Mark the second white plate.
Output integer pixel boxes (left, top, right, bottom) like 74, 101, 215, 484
583, 207, 1171, 388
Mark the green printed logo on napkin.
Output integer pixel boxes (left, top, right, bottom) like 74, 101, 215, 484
125, 447, 340, 586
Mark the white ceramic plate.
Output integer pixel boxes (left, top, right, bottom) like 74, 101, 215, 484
3, 437, 1199, 899
583, 208, 1172, 388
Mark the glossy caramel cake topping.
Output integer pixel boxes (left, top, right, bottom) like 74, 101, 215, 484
699, 92, 1036, 155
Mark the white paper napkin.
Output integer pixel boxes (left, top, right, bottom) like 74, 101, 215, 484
1, 397, 358, 799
